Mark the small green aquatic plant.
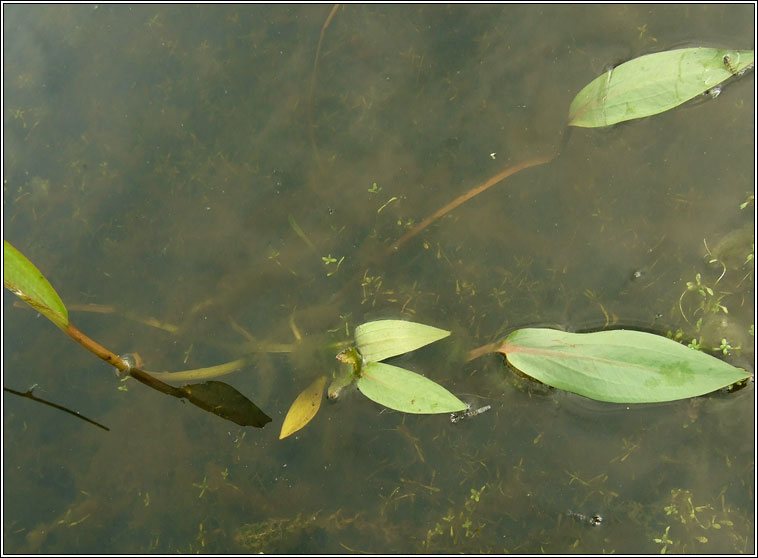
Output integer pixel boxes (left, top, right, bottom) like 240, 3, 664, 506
650, 487, 748, 553
674, 213, 754, 355
280, 319, 466, 439
424, 484, 488, 551
336, 319, 466, 413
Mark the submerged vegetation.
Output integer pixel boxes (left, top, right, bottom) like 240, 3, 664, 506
3, 4, 754, 554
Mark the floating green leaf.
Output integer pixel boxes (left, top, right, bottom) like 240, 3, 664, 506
327, 320, 462, 416
3, 240, 69, 329
357, 361, 467, 414
568, 47, 754, 128
497, 328, 751, 403
354, 320, 451, 363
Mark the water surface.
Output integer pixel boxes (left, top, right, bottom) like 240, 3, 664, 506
3, 4, 754, 553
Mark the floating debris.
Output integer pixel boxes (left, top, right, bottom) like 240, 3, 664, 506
450, 404, 491, 424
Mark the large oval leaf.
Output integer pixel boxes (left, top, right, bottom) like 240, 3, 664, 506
280, 375, 327, 439
4, 240, 69, 329
354, 320, 450, 363
498, 328, 751, 403
568, 47, 754, 128
357, 361, 466, 414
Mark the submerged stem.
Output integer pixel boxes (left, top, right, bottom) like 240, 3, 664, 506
64, 322, 130, 372
385, 154, 555, 254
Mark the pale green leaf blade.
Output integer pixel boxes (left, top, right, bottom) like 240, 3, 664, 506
3, 240, 69, 329
357, 361, 466, 414
500, 328, 751, 403
354, 320, 451, 362
568, 48, 754, 128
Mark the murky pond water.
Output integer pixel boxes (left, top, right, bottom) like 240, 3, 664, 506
3, 4, 754, 553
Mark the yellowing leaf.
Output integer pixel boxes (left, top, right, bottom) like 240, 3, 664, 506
279, 375, 327, 439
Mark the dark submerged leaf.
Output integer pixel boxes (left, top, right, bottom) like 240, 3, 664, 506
128, 368, 271, 427
183, 381, 272, 427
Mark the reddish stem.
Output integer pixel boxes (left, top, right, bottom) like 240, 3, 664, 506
385, 154, 555, 254
64, 322, 130, 372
